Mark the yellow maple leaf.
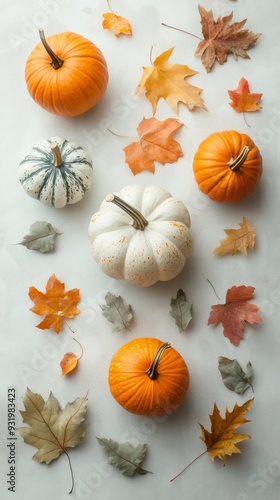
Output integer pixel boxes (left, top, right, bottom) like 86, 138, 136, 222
170, 398, 254, 481
213, 217, 256, 256
135, 47, 207, 114
200, 399, 253, 464
102, 12, 132, 37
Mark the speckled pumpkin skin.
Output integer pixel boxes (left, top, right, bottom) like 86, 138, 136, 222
88, 185, 193, 287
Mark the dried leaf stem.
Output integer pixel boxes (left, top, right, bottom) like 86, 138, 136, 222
64, 320, 84, 360
161, 22, 202, 40
207, 279, 221, 300
170, 450, 208, 482
65, 449, 75, 494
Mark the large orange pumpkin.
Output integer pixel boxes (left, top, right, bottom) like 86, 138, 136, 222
108, 337, 190, 417
192, 130, 263, 203
25, 30, 109, 117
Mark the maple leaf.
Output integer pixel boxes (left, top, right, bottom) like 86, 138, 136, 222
228, 77, 262, 112
213, 217, 256, 256
195, 6, 261, 72
102, 12, 132, 37
18, 388, 88, 494
29, 274, 80, 334
207, 285, 262, 345
199, 399, 254, 464
170, 398, 254, 481
135, 47, 207, 114
123, 117, 184, 175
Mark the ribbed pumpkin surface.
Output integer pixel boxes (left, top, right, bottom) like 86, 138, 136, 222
193, 130, 263, 203
25, 31, 109, 117
88, 185, 193, 287
18, 137, 93, 208
108, 337, 190, 417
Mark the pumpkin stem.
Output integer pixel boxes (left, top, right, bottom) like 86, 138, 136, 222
39, 29, 64, 70
50, 141, 64, 167
228, 145, 250, 171
106, 194, 149, 231
146, 342, 171, 380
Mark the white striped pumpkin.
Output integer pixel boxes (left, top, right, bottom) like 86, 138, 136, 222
18, 136, 93, 208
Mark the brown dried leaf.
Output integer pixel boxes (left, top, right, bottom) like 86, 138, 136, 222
195, 6, 261, 72
213, 217, 256, 256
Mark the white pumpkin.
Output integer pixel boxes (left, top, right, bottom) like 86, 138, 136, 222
18, 136, 93, 208
88, 185, 193, 287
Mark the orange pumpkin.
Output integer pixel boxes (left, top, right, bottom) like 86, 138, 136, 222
25, 30, 109, 117
192, 130, 263, 203
108, 337, 190, 417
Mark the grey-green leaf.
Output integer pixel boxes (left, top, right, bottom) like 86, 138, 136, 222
170, 289, 193, 332
96, 437, 151, 476
18, 221, 60, 253
100, 292, 133, 332
218, 356, 253, 394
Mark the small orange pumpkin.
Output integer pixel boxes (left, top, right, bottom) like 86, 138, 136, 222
25, 30, 109, 117
108, 337, 190, 417
192, 130, 263, 203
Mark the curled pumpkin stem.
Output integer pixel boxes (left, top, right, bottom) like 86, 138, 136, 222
146, 342, 171, 380
39, 29, 64, 70
106, 193, 149, 230
228, 145, 250, 171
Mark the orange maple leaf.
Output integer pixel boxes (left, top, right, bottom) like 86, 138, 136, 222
102, 12, 132, 37
123, 117, 184, 175
207, 285, 262, 345
135, 47, 207, 114
29, 274, 80, 334
228, 77, 262, 112
213, 217, 256, 256
199, 399, 254, 464
195, 6, 261, 72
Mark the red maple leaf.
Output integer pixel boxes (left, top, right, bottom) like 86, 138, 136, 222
228, 77, 262, 112
207, 285, 262, 345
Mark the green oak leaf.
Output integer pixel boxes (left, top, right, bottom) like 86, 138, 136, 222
17, 221, 61, 253
218, 356, 253, 394
96, 437, 151, 476
170, 289, 193, 332
100, 292, 133, 332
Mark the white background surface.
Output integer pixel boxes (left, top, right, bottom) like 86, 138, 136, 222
1, 1, 280, 499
